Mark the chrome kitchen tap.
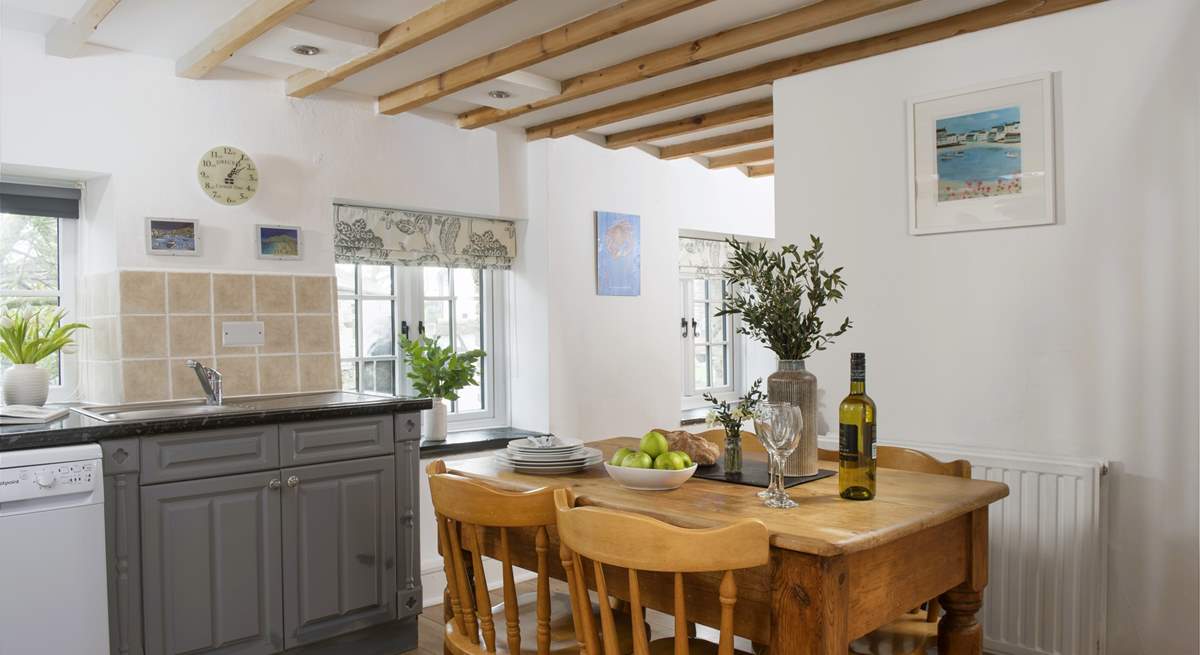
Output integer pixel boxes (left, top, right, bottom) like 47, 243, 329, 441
186, 360, 223, 405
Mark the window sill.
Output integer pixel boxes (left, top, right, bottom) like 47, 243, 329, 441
680, 407, 709, 427
419, 426, 549, 458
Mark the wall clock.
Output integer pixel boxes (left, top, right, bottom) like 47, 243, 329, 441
197, 145, 258, 206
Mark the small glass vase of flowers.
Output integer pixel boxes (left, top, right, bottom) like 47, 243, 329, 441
704, 378, 765, 475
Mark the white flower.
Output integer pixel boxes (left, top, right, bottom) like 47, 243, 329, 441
0, 316, 11, 329
705, 410, 718, 426
20, 306, 36, 320
61, 344, 78, 355
731, 408, 747, 420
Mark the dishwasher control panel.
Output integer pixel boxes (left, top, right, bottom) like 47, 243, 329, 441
0, 459, 100, 504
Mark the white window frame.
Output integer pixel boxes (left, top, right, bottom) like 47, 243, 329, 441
0, 211, 79, 401
680, 276, 737, 410
337, 263, 508, 430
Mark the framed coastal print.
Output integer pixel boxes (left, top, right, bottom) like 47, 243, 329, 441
595, 211, 640, 296
145, 218, 199, 256
907, 72, 1056, 235
256, 224, 301, 260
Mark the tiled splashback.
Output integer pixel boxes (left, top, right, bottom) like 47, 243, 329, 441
80, 271, 338, 404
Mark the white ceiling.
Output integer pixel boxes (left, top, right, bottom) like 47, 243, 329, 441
1, 0, 1001, 152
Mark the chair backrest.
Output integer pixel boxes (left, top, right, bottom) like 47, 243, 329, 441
426, 460, 558, 655
553, 488, 769, 655
816, 445, 970, 478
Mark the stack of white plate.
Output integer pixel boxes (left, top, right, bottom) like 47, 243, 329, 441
495, 436, 603, 474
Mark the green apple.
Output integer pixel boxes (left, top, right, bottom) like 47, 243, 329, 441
610, 447, 635, 466
621, 452, 653, 469
654, 452, 686, 471
674, 451, 693, 468
639, 431, 670, 458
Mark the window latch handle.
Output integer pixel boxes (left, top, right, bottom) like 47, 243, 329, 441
691, 318, 698, 337
680, 318, 688, 338
418, 320, 425, 336
400, 320, 410, 339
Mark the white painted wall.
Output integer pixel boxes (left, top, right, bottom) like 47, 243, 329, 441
538, 136, 774, 440
771, 1, 1199, 652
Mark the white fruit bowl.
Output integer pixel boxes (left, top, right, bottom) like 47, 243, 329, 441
604, 462, 698, 491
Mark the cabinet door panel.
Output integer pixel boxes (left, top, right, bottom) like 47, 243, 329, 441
282, 456, 397, 648
141, 471, 283, 655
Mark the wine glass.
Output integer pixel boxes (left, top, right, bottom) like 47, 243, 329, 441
753, 402, 801, 509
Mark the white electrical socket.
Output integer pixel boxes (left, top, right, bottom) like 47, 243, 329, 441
222, 321, 265, 347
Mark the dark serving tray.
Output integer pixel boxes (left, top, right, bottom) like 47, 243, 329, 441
694, 459, 836, 488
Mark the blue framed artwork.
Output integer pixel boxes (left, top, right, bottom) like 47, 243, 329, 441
595, 211, 640, 296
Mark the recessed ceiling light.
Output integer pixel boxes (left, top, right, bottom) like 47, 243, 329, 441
487, 90, 513, 99
291, 45, 321, 56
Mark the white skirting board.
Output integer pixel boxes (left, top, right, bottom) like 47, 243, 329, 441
422, 559, 537, 609
819, 436, 1109, 655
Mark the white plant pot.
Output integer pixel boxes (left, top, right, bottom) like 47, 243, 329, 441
423, 398, 448, 442
3, 364, 50, 407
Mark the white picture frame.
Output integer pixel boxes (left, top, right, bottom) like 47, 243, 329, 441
145, 217, 200, 256
255, 224, 302, 260
907, 72, 1057, 235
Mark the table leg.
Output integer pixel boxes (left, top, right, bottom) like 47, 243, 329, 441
769, 549, 848, 655
937, 586, 983, 655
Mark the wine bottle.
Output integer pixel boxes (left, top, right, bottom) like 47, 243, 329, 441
838, 352, 876, 500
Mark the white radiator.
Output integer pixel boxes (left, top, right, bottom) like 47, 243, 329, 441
820, 437, 1109, 655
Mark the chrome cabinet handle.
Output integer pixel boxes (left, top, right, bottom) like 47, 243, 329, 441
286, 476, 300, 488
268, 478, 281, 490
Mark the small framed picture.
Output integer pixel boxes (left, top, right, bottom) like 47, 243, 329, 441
145, 217, 199, 256
907, 72, 1057, 235
256, 224, 302, 260
595, 211, 641, 296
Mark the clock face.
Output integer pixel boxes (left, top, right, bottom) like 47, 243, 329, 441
197, 146, 258, 206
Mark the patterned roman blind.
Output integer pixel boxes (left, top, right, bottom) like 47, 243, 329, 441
334, 203, 517, 270
678, 237, 730, 278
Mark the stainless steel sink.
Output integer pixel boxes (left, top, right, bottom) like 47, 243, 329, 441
71, 400, 254, 423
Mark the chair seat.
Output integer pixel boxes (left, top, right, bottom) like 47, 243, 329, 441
848, 609, 938, 655
444, 591, 640, 655
648, 636, 754, 655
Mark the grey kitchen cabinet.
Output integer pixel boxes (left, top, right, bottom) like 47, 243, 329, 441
141, 470, 285, 655
102, 438, 144, 655
280, 456, 397, 648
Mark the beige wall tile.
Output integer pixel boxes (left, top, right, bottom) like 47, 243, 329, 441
296, 315, 334, 353
167, 273, 211, 314
168, 359, 206, 400
214, 315, 258, 356
119, 271, 166, 314
122, 359, 169, 402
213, 274, 253, 314
258, 355, 298, 394
299, 354, 338, 392
120, 315, 166, 358
168, 315, 213, 357
255, 275, 294, 314
295, 276, 333, 314
215, 356, 259, 398
260, 315, 296, 354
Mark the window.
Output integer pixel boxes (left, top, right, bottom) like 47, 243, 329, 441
681, 277, 735, 402
0, 211, 78, 398
337, 263, 505, 427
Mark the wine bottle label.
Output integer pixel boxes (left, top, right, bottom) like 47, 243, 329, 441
839, 423, 858, 459
864, 423, 876, 461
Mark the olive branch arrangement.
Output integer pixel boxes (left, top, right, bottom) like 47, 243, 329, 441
704, 378, 765, 434
716, 235, 852, 361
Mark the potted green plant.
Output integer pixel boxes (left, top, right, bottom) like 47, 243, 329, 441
716, 235, 851, 476
0, 306, 88, 407
400, 335, 485, 441
704, 378, 764, 475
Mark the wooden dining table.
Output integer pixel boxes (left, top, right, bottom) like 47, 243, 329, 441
444, 437, 1009, 655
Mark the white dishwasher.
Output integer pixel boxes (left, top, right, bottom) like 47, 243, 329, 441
0, 443, 109, 655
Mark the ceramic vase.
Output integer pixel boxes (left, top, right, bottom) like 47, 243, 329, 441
767, 359, 818, 477
424, 397, 448, 442
3, 363, 50, 407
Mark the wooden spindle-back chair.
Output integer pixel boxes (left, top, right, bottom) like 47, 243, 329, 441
427, 461, 641, 655
553, 488, 769, 655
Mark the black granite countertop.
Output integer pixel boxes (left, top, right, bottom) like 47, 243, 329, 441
419, 426, 551, 457
0, 392, 432, 452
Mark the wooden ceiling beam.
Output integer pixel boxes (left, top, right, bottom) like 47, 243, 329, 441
287, 0, 515, 98
604, 99, 771, 149
378, 0, 716, 116
706, 146, 774, 169
745, 163, 775, 178
44, 0, 122, 57
658, 125, 773, 160
177, 0, 314, 79
527, 0, 1105, 140
456, 0, 916, 129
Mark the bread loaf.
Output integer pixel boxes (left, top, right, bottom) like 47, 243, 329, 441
663, 430, 720, 466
